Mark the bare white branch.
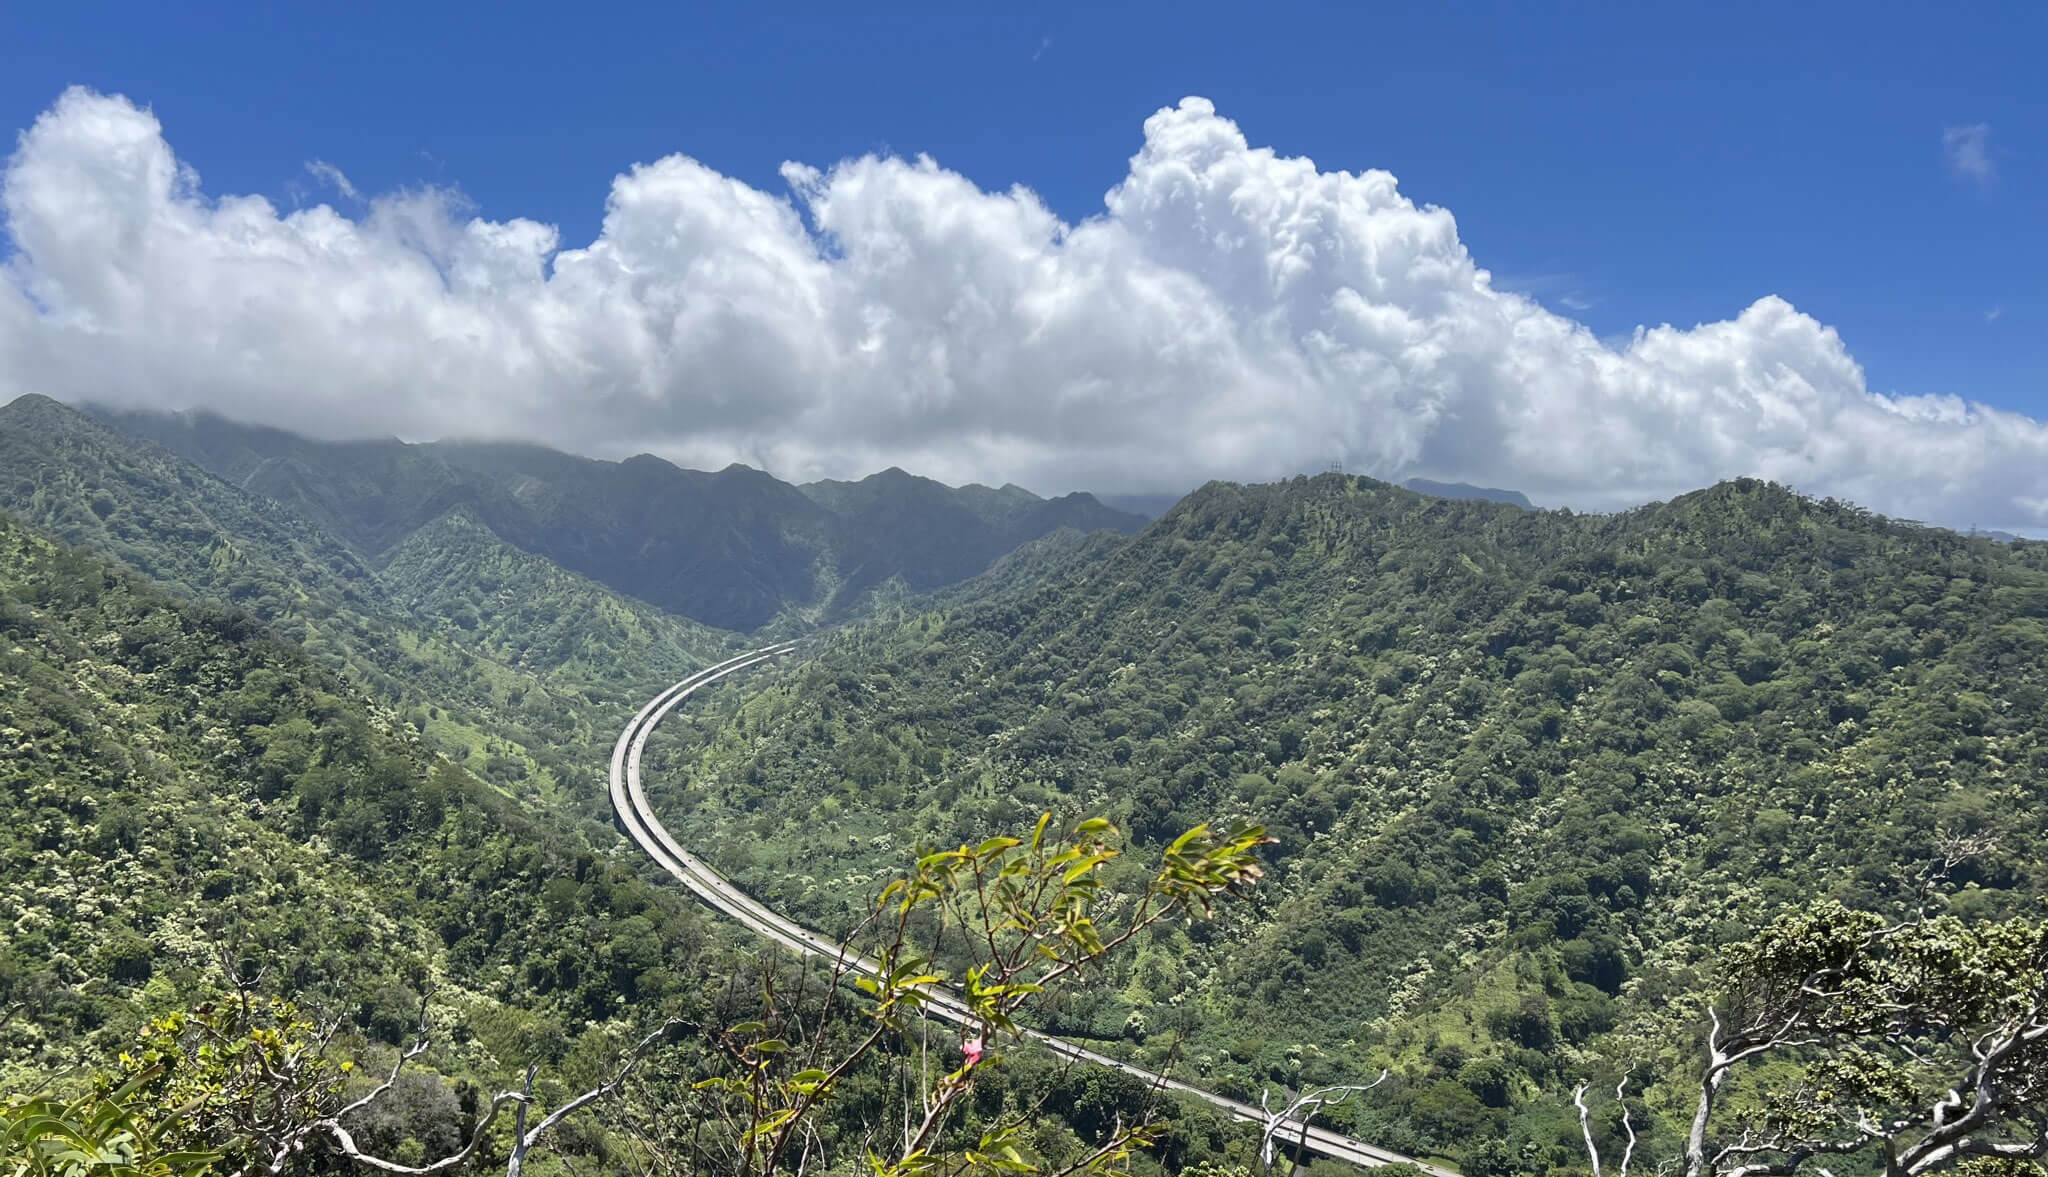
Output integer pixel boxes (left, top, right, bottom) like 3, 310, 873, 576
1259, 1071, 1388, 1176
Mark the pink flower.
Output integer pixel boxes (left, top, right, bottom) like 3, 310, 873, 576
961, 1036, 984, 1066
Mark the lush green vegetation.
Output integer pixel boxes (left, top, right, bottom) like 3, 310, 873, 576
650, 474, 2048, 1173
0, 499, 1275, 1174
1604, 899, 2046, 1177
0, 394, 743, 808
0, 509, 738, 1092
0, 528, 1288, 1175
8, 389, 2047, 1176
19, 868, 2039, 1177
84, 403, 1143, 631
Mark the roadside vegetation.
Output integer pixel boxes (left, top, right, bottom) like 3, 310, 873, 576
652, 476, 2048, 1171
4, 395, 2046, 1175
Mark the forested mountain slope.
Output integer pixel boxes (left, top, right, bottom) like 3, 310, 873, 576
0, 504, 1298, 1176
0, 394, 743, 802
649, 474, 2048, 1172
801, 467, 1144, 594
0, 509, 729, 1105
82, 401, 1146, 630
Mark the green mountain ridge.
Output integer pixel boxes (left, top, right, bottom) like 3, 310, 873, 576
377, 506, 735, 694
0, 508, 730, 1092
80, 401, 1148, 630
1401, 478, 1534, 509
646, 472, 2048, 1171
797, 466, 1145, 598
0, 393, 744, 803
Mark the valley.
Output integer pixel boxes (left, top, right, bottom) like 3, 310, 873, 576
5, 394, 2047, 1176
607, 643, 1453, 1174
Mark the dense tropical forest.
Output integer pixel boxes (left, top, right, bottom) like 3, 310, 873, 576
0, 504, 718, 1132
0, 396, 1272, 1175
4, 393, 2046, 1176
651, 475, 2048, 1170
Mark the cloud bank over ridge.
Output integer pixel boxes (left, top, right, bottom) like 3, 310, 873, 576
4, 86, 2045, 527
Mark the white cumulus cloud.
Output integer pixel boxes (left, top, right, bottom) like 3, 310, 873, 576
3, 86, 2046, 529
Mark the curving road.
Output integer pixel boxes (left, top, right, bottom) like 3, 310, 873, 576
608, 645, 1457, 1175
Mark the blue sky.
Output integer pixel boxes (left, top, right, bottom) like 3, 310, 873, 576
2, 2, 2045, 524
8, 2, 2039, 409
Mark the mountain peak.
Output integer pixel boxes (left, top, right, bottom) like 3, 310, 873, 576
1401, 477, 1533, 509
1, 392, 84, 427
